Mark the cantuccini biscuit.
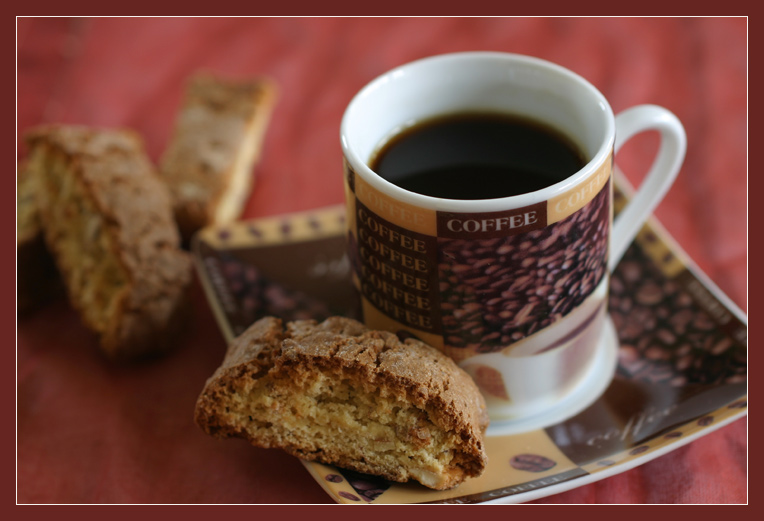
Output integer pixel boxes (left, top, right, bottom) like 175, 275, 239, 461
17, 160, 59, 314
159, 73, 277, 241
195, 316, 489, 490
25, 125, 193, 358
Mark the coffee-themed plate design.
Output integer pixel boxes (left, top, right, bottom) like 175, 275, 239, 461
192, 175, 747, 504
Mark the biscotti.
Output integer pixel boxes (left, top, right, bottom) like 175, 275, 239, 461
195, 316, 489, 490
159, 73, 277, 241
17, 160, 59, 314
25, 125, 193, 359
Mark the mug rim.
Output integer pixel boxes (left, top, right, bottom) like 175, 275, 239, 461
340, 51, 616, 212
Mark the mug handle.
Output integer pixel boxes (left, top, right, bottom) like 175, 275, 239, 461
609, 104, 687, 272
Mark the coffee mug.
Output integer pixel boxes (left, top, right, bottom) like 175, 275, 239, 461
341, 52, 686, 421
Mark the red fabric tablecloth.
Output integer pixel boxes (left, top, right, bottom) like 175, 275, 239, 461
17, 17, 747, 504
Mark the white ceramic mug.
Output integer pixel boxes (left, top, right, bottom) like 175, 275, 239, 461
341, 52, 686, 421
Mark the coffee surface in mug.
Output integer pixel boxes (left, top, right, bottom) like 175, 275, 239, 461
369, 111, 587, 200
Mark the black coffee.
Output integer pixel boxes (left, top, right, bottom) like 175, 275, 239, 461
369, 112, 587, 200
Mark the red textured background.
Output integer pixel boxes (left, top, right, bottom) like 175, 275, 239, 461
16, 17, 747, 504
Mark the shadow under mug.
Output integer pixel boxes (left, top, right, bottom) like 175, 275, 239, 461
341, 52, 686, 422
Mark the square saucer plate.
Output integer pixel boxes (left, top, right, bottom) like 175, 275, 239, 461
192, 178, 747, 504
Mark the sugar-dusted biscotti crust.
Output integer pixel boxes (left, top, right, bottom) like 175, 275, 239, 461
25, 125, 193, 358
195, 316, 489, 490
159, 73, 277, 241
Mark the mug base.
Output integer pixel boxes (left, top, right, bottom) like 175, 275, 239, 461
485, 315, 618, 436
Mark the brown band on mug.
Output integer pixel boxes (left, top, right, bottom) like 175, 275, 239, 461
355, 198, 442, 334
345, 159, 612, 358
346, 163, 442, 336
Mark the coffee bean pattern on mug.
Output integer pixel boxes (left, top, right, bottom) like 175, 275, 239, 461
437, 183, 610, 353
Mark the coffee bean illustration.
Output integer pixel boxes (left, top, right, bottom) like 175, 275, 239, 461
609, 244, 746, 388
438, 184, 610, 353
358, 488, 386, 501
218, 253, 332, 325
347, 478, 386, 501
509, 454, 557, 472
